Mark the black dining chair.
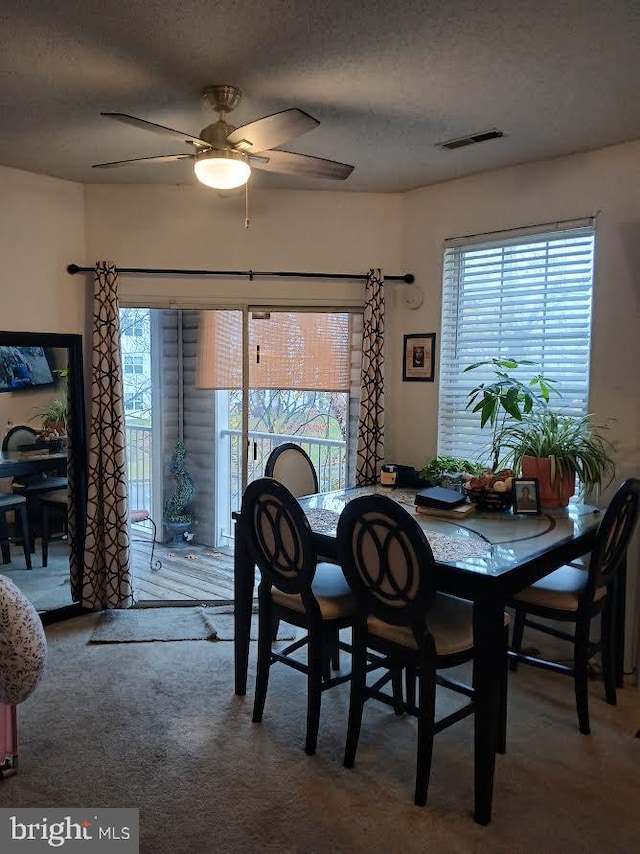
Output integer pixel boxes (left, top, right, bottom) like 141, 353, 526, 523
5, 426, 67, 554
508, 477, 640, 734
264, 442, 319, 498
0, 493, 32, 571
241, 477, 356, 756
336, 493, 508, 807
40, 490, 69, 568
264, 442, 337, 651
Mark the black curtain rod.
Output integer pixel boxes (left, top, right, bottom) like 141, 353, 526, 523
66, 264, 414, 283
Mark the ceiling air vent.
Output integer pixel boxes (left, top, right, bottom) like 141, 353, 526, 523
438, 130, 504, 150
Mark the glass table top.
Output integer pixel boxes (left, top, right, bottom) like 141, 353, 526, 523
299, 485, 602, 578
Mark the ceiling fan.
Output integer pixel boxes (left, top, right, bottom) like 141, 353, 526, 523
93, 84, 354, 189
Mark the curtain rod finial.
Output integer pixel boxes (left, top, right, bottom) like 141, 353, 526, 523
67, 264, 80, 274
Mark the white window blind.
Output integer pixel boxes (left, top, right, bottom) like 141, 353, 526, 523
196, 310, 352, 391
438, 221, 595, 464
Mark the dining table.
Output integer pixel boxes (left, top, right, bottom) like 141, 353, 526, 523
0, 449, 68, 564
232, 483, 606, 825
0, 449, 67, 481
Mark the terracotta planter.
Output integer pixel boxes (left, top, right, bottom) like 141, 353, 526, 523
521, 456, 575, 509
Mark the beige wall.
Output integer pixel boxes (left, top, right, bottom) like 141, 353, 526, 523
0, 166, 85, 434
388, 140, 640, 485
84, 184, 403, 308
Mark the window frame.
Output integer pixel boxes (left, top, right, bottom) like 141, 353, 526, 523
437, 219, 596, 465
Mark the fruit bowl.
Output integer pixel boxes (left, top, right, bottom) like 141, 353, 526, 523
463, 469, 515, 512
463, 485, 513, 512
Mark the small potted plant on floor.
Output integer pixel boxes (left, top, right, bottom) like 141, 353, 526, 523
163, 441, 195, 547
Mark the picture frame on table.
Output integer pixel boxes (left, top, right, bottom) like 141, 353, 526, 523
513, 478, 541, 515
402, 333, 436, 382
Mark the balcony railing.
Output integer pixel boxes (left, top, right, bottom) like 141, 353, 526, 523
125, 423, 347, 545
225, 430, 347, 492
125, 424, 153, 512
221, 428, 347, 515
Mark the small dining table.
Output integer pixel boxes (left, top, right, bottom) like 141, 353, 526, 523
0, 450, 68, 564
0, 449, 67, 480
232, 484, 603, 825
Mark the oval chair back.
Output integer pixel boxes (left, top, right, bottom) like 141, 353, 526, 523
264, 443, 319, 498
337, 494, 437, 644
2, 426, 38, 453
584, 477, 640, 601
241, 477, 318, 599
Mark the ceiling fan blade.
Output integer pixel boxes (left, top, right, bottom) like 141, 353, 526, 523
227, 109, 319, 153
101, 113, 210, 148
92, 154, 195, 169
250, 150, 354, 180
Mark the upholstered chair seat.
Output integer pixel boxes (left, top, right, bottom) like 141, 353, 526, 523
367, 594, 474, 656
512, 564, 607, 612
270, 562, 356, 619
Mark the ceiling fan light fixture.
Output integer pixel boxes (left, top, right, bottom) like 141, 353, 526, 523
194, 149, 251, 189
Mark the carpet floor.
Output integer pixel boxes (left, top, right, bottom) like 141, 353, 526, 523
1, 613, 639, 853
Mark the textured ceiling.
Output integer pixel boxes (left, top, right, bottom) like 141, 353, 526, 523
1, 0, 639, 193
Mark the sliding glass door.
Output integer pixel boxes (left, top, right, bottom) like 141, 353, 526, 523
246, 310, 359, 494
120, 305, 359, 602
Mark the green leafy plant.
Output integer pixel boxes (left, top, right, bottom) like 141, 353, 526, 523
35, 397, 68, 433
420, 455, 485, 485
464, 357, 559, 469
493, 409, 615, 497
164, 441, 195, 525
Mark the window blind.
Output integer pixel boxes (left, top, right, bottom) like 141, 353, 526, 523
197, 310, 352, 391
437, 223, 596, 464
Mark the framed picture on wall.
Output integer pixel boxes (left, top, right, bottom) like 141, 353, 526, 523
402, 333, 436, 382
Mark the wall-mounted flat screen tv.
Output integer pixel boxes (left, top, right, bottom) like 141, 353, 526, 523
0, 346, 56, 393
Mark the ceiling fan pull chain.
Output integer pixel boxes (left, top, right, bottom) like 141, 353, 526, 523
245, 181, 251, 229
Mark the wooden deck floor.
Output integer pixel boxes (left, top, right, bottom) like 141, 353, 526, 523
131, 536, 254, 604
1, 535, 247, 613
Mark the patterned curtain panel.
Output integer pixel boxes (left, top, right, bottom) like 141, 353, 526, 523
66, 372, 80, 602
356, 268, 385, 485
82, 262, 133, 609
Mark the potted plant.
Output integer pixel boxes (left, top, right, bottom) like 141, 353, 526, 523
163, 441, 195, 547
465, 357, 616, 508
465, 357, 558, 470
419, 455, 485, 487
40, 397, 68, 434
32, 396, 68, 451
492, 409, 615, 508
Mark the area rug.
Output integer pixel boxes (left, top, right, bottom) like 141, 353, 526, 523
201, 604, 297, 642
88, 607, 218, 644
88, 605, 295, 644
